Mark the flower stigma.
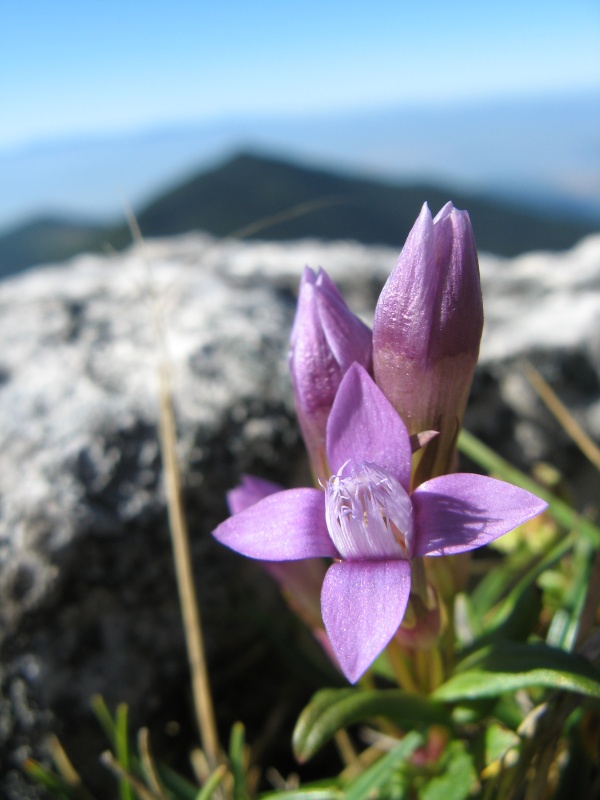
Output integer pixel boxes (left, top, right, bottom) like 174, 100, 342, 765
325, 461, 414, 561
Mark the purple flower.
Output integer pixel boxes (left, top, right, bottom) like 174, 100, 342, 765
289, 266, 372, 481
373, 202, 483, 486
213, 364, 547, 683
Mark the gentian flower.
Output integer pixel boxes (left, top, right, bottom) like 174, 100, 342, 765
373, 202, 483, 486
289, 266, 372, 482
214, 364, 547, 683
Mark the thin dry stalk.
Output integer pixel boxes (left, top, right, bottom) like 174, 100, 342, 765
157, 309, 221, 768
124, 206, 221, 769
333, 729, 361, 772
49, 736, 97, 800
100, 752, 161, 800
228, 195, 354, 240
523, 360, 600, 472
137, 729, 171, 800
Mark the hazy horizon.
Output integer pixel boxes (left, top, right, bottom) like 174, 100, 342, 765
1, 88, 599, 234
2, 1, 599, 233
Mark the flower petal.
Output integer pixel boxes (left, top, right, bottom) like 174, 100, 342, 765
321, 559, 411, 683
326, 363, 412, 490
227, 474, 282, 515
411, 474, 548, 557
213, 488, 338, 560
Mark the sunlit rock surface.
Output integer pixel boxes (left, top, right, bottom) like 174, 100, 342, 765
1, 232, 599, 796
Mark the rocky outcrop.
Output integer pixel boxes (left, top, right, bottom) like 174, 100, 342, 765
1, 231, 599, 796
0, 239, 304, 797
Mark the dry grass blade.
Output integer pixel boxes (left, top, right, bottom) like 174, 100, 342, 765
137, 729, 171, 800
49, 736, 97, 800
333, 729, 360, 773
123, 204, 222, 769
228, 195, 356, 240
100, 752, 161, 800
158, 362, 221, 767
523, 360, 600, 473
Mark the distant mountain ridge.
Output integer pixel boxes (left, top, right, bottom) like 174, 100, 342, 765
3, 90, 599, 231
1, 151, 597, 277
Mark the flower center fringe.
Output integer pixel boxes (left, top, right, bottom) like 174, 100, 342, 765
325, 461, 413, 561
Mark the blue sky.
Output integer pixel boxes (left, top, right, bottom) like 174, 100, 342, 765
2, 0, 599, 149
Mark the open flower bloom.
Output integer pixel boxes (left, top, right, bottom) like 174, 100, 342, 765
213, 364, 547, 683
373, 202, 483, 486
289, 266, 372, 482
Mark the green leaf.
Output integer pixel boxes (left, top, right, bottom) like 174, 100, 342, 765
90, 695, 200, 800
553, 535, 595, 651
90, 694, 117, 747
157, 765, 200, 800
467, 528, 580, 651
293, 689, 450, 762
477, 582, 542, 646
229, 722, 249, 800
470, 562, 516, 617
22, 760, 74, 800
454, 593, 481, 647
483, 723, 520, 767
260, 790, 343, 800
420, 742, 477, 800
433, 642, 600, 702
196, 765, 227, 800
345, 732, 423, 800
115, 704, 134, 800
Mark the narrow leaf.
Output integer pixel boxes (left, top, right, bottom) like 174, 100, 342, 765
229, 722, 249, 800
483, 723, 520, 767
196, 765, 227, 800
157, 765, 200, 800
260, 790, 343, 800
115, 704, 134, 800
421, 742, 477, 800
293, 688, 449, 762
345, 732, 423, 800
90, 694, 117, 747
478, 583, 541, 646
433, 642, 600, 701
22, 760, 73, 799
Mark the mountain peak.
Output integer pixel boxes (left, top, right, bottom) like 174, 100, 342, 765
1, 150, 597, 276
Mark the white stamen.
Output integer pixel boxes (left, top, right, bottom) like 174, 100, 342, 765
325, 461, 413, 560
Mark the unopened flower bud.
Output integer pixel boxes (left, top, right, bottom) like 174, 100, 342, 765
373, 202, 483, 486
289, 267, 372, 481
